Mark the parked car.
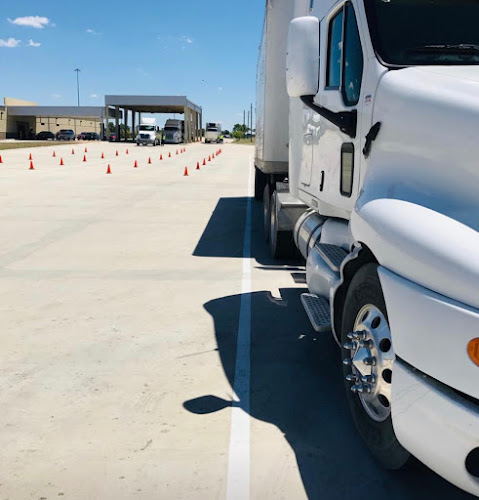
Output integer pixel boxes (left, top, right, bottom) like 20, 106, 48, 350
91, 132, 100, 140
109, 133, 117, 142
77, 132, 87, 140
35, 131, 55, 141
56, 129, 75, 141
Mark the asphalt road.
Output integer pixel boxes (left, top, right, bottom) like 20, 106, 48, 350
0, 141, 473, 499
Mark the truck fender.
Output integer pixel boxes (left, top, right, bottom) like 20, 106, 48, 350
350, 198, 479, 310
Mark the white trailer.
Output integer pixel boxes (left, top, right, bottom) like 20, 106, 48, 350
258, 0, 479, 495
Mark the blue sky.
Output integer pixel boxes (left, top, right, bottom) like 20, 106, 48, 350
0, 1, 265, 131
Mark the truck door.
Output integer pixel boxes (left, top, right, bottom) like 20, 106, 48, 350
307, 1, 365, 217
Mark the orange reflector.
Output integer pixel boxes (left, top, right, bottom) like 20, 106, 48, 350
468, 338, 479, 366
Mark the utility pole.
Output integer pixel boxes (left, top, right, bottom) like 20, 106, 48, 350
74, 68, 81, 107
243, 110, 246, 140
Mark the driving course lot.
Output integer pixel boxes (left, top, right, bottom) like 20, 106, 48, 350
0, 142, 472, 499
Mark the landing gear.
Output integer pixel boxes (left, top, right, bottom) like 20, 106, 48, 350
341, 263, 410, 470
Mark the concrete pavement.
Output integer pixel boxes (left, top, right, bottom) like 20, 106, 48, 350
0, 141, 471, 499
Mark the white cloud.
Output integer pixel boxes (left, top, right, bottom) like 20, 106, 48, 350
86, 28, 101, 35
0, 37, 21, 48
8, 16, 51, 29
218, 86, 223, 92
28, 39, 41, 47
90, 94, 98, 98
51, 93, 61, 99
180, 35, 193, 44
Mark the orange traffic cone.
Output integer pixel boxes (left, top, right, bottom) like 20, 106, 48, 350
176, 149, 179, 155
83, 155, 87, 162
134, 160, 138, 168
60, 158, 64, 165
0, 155, 3, 163
168, 152, 171, 158
106, 164, 111, 174
29, 161, 34, 170
202, 159, 206, 166
101, 152, 104, 159
212, 153, 215, 159
184, 166, 188, 176
52, 151, 56, 157
84, 147, 88, 153
196, 161, 200, 170
29, 153, 32, 160
126, 149, 129, 154
148, 157, 152, 164
208, 155, 211, 162
160, 154, 163, 160
116, 150, 119, 156
72, 148, 75, 155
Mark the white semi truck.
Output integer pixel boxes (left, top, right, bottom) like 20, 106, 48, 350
163, 119, 184, 144
257, 0, 479, 496
136, 117, 162, 146
205, 122, 222, 143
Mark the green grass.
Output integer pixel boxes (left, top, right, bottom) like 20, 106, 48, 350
233, 138, 255, 145
0, 141, 60, 151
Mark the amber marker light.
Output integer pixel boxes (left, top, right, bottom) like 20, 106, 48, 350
468, 338, 479, 367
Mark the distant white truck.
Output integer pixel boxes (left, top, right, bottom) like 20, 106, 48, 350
205, 122, 222, 144
163, 119, 184, 144
136, 117, 162, 146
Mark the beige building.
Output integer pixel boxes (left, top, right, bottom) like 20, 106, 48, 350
1, 97, 107, 140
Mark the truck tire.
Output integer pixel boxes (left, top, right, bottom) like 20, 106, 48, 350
269, 191, 296, 259
341, 263, 410, 470
263, 184, 271, 242
254, 168, 267, 200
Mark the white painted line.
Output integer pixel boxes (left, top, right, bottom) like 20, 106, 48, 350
226, 154, 253, 500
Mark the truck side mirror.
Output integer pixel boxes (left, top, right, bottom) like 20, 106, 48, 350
286, 17, 320, 98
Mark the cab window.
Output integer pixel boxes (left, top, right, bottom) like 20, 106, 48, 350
326, 2, 364, 105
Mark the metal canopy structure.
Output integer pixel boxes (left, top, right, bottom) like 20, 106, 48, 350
104, 95, 202, 143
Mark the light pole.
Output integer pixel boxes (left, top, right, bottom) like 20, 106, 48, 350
74, 68, 80, 106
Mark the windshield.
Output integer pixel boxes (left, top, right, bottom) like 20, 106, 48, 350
164, 127, 179, 131
139, 125, 154, 131
207, 128, 218, 132
365, 0, 479, 66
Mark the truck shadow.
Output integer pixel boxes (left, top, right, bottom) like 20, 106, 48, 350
193, 197, 303, 267
186, 287, 471, 499
186, 198, 472, 499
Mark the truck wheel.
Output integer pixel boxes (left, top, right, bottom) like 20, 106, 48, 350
341, 263, 410, 470
254, 168, 267, 200
263, 184, 271, 242
269, 190, 296, 259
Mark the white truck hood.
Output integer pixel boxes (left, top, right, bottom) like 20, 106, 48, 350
358, 65, 479, 232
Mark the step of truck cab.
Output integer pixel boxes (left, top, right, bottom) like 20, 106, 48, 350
300, 293, 331, 333
315, 244, 348, 273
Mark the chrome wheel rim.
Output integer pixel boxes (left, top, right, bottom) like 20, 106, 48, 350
344, 304, 395, 422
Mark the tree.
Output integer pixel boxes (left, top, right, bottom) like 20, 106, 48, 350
223, 129, 230, 136
232, 123, 249, 139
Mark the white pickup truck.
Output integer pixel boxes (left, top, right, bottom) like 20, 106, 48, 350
257, 0, 479, 495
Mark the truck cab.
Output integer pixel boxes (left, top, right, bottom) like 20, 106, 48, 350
277, 0, 479, 495
136, 118, 162, 146
163, 119, 184, 144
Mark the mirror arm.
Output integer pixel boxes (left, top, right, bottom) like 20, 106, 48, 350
300, 95, 357, 139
